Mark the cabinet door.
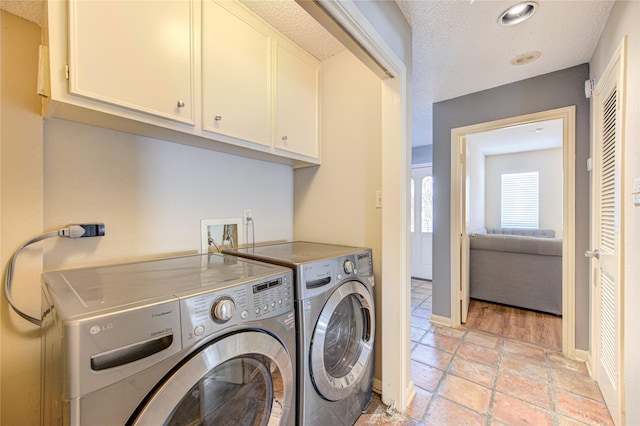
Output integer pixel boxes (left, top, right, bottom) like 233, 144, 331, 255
202, 1, 271, 147
68, 0, 194, 124
275, 43, 320, 160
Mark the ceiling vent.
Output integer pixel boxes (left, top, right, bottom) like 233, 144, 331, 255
511, 51, 542, 65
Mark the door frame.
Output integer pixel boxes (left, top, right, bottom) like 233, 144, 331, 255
449, 106, 577, 358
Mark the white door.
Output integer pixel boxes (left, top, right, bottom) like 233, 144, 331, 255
411, 166, 433, 280
590, 39, 626, 426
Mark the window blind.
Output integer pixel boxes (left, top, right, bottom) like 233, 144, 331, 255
501, 171, 539, 228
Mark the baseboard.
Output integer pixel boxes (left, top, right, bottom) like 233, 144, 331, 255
404, 380, 416, 410
430, 314, 452, 327
575, 349, 594, 378
373, 377, 382, 394
371, 377, 415, 413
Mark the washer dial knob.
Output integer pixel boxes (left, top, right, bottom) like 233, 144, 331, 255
211, 297, 236, 322
343, 259, 355, 274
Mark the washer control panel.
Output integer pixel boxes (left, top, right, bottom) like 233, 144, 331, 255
180, 271, 293, 346
299, 250, 374, 300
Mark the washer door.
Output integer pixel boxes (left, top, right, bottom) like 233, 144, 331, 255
131, 331, 293, 426
310, 281, 375, 401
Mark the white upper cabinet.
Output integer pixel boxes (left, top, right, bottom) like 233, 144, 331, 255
202, 1, 271, 147
44, 0, 320, 166
275, 41, 320, 159
68, 0, 195, 124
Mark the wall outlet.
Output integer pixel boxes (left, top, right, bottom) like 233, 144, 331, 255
243, 208, 252, 224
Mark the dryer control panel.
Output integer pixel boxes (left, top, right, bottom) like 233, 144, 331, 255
180, 271, 293, 346
298, 250, 374, 300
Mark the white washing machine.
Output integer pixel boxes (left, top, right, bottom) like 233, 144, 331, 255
224, 242, 375, 425
41, 253, 296, 426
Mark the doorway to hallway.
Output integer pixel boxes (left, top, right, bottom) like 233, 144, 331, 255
411, 165, 433, 280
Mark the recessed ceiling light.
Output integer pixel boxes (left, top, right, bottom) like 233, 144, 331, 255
511, 51, 542, 65
498, 2, 537, 26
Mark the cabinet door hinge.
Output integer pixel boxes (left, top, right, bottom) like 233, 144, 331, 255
65, 65, 69, 80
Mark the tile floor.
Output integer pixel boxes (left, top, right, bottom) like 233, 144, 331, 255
356, 279, 614, 425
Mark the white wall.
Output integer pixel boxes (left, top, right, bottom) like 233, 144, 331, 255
44, 119, 293, 268
484, 148, 563, 236
1, 11, 44, 424
0, 12, 294, 423
590, 1, 640, 424
466, 141, 485, 232
294, 49, 382, 379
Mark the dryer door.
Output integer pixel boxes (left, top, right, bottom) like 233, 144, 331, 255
310, 280, 375, 401
131, 331, 293, 425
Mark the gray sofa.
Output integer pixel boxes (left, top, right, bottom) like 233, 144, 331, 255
469, 227, 562, 315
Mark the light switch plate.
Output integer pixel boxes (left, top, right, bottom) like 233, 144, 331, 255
375, 191, 382, 209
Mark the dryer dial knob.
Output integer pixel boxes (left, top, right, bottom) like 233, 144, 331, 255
343, 259, 355, 274
211, 298, 236, 322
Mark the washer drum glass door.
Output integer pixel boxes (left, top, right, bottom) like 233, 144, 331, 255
310, 281, 375, 401
131, 331, 293, 425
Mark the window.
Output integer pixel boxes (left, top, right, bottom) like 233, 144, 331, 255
410, 179, 415, 233
501, 171, 539, 228
421, 176, 433, 232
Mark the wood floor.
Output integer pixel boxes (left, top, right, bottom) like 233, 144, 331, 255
464, 299, 562, 350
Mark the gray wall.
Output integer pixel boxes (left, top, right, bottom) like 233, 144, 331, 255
412, 144, 432, 165
432, 64, 591, 350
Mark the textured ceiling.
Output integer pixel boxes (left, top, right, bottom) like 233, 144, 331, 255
244, 0, 614, 147
238, 0, 345, 60
4, 0, 615, 148
467, 118, 563, 156
0, 0, 43, 25
396, 0, 615, 146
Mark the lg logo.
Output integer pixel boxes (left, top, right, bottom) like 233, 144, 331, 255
90, 323, 114, 335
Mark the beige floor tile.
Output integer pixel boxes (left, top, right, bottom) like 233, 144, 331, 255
431, 325, 465, 339
438, 375, 492, 414
496, 369, 552, 409
411, 360, 444, 392
425, 396, 487, 425
547, 351, 590, 375
411, 327, 428, 343
457, 341, 500, 366
463, 330, 502, 349
420, 331, 460, 353
554, 388, 614, 425
492, 392, 554, 426
411, 315, 431, 331
412, 307, 431, 319
411, 344, 452, 370
503, 339, 546, 363
448, 356, 497, 388
500, 354, 548, 383
550, 367, 604, 401
557, 415, 591, 426
406, 387, 432, 420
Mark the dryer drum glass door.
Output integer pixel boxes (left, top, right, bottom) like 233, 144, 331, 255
131, 331, 293, 425
311, 281, 375, 401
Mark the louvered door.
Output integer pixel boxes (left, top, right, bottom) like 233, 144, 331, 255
591, 39, 626, 426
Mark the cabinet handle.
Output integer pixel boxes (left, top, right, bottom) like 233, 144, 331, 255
177, 100, 185, 108
214, 115, 222, 121
282, 136, 288, 141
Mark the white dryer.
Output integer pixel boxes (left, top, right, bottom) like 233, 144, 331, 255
224, 242, 375, 425
41, 253, 296, 426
